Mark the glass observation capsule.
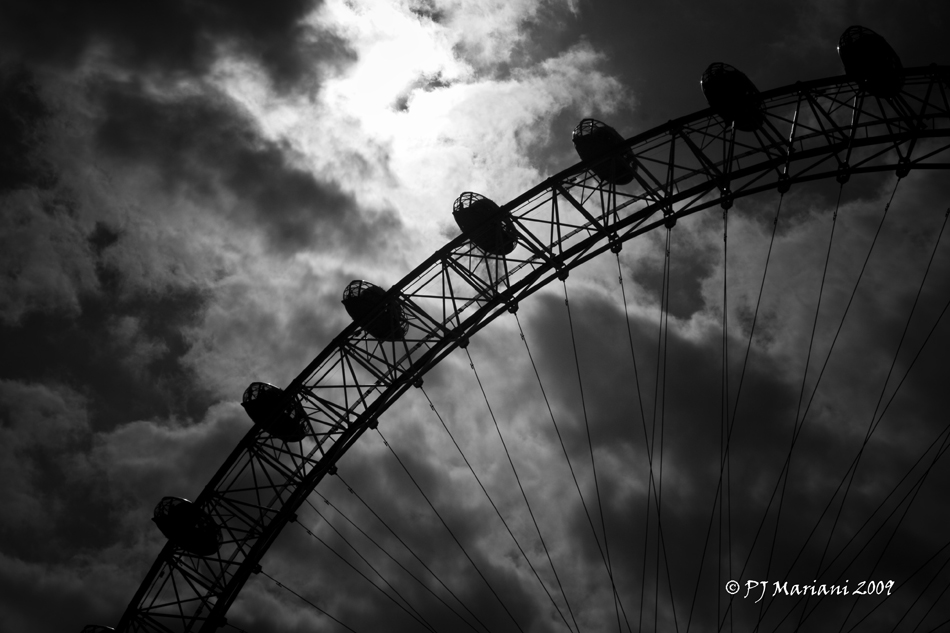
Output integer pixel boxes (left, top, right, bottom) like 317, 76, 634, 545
572, 118, 636, 185
242, 382, 308, 442
701, 63, 764, 132
152, 497, 222, 557
452, 192, 517, 255
342, 280, 408, 341
838, 25, 903, 98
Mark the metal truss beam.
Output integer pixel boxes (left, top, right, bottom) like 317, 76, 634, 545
115, 66, 950, 632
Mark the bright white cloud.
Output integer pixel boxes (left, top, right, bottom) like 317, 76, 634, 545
212, 0, 627, 278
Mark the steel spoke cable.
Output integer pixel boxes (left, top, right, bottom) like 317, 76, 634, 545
750, 285, 950, 630
743, 184, 845, 633
769, 416, 950, 631
713, 203, 738, 633
614, 254, 648, 461
307, 492, 482, 633
463, 348, 581, 633
639, 226, 680, 633
829, 429, 950, 632
294, 514, 439, 632
719, 183, 845, 633
512, 310, 634, 630
640, 227, 674, 633
810, 201, 947, 598
761, 214, 950, 631
784, 196, 942, 629
656, 232, 670, 633
614, 248, 678, 633
658, 227, 680, 633
857, 212, 950, 445
909, 561, 950, 633
821, 427, 950, 579
782, 421, 950, 606
374, 426, 527, 633
789, 180, 903, 443
647, 231, 671, 633
786, 181, 903, 629
261, 569, 360, 633
806, 473, 950, 633
819, 207, 950, 630
300, 499, 442, 633
419, 381, 578, 633
637, 225, 672, 633
769, 430, 950, 633
687, 192, 785, 633
923, 615, 950, 633
562, 278, 625, 633
848, 511, 950, 633
715, 181, 893, 623
334, 472, 494, 633
924, 615, 950, 633
720, 206, 734, 633
791, 532, 950, 633
775, 182, 844, 542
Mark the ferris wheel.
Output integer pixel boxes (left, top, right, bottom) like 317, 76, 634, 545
84, 26, 950, 633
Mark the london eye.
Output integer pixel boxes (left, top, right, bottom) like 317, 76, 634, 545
85, 26, 950, 633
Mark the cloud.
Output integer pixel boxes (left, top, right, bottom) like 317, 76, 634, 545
0, 550, 131, 632
0, 380, 255, 629
0, 0, 352, 91
216, 1, 629, 266
0, 381, 91, 544
92, 77, 403, 257
0, 188, 100, 324
0, 65, 55, 193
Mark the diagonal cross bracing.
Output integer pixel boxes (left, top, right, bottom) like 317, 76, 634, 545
115, 67, 950, 632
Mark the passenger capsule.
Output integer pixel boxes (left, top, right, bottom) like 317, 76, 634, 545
838, 25, 903, 98
572, 119, 636, 185
242, 382, 308, 442
453, 192, 517, 255
152, 497, 222, 557
701, 63, 764, 131
342, 280, 408, 341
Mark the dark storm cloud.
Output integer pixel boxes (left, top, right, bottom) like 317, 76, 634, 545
0, 0, 353, 91
0, 383, 99, 559
92, 78, 401, 256
0, 282, 213, 431
0, 379, 248, 631
0, 65, 55, 193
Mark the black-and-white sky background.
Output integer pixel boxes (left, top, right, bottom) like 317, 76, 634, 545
2, 1, 949, 632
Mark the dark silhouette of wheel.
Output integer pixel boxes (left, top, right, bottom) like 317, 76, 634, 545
90, 29, 950, 633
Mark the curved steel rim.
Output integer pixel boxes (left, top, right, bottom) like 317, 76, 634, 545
115, 66, 950, 632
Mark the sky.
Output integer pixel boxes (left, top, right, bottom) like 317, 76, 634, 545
1, 1, 950, 632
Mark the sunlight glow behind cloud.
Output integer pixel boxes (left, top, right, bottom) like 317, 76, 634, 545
213, 0, 626, 263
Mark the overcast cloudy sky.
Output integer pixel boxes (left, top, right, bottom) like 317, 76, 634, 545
2, 1, 950, 632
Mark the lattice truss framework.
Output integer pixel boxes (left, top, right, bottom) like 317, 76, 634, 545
118, 67, 950, 632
